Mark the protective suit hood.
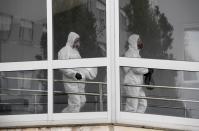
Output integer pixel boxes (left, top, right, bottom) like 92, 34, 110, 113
128, 34, 139, 50
66, 32, 80, 47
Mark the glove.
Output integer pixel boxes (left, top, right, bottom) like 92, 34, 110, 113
144, 68, 154, 77
148, 68, 154, 74
144, 68, 154, 90
144, 73, 151, 85
75, 73, 82, 80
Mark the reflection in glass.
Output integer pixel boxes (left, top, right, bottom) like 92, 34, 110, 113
184, 30, 199, 61
53, 0, 106, 59
19, 19, 33, 41
120, 67, 199, 119
0, 0, 47, 62
54, 67, 107, 113
119, 0, 199, 62
0, 70, 47, 115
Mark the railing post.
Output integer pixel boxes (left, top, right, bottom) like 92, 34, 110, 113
184, 103, 186, 118
34, 95, 37, 113
95, 96, 98, 111
99, 83, 103, 111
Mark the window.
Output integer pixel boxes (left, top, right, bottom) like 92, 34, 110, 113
0, 0, 199, 130
119, 0, 199, 62
0, 0, 48, 126
117, 0, 199, 130
52, 0, 106, 59
0, 0, 47, 62
120, 67, 199, 119
0, 70, 47, 115
50, 0, 110, 123
53, 67, 107, 113
0, 0, 111, 128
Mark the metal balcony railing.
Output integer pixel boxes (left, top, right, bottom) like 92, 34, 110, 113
0, 75, 199, 117
123, 84, 199, 103
0, 75, 107, 113
122, 84, 199, 118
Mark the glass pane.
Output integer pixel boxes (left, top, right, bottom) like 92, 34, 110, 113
120, 66, 199, 119
53, 0, 106, 59
119, 0, 199, 62
0, 70, 47, 115
0, 0, 47, 62
54, 67, 107, 113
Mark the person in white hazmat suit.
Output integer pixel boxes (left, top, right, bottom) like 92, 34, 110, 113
58, 32, 98, 113
123, 34, 148, 113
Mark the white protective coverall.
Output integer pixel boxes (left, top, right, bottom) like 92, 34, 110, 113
123, 34, 148, 113
58, 32, 98, 113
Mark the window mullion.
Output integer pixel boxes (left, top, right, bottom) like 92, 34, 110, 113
106, 0, 116, 123
47, 0, 53, 121
113, 0, 120, 123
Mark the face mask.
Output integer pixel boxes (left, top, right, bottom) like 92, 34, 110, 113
138, 43, 144, 50
73, 43, 80, 49
73, 39, 80, 49
137, 38, 144, 50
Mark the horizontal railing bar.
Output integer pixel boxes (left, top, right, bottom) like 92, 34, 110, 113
122, 95, 181, 100
0, 76, 107, 85
121, 103, 187, 110
54, 91, 100, 96
0, 93, 108, 97
123, 95, 199, 103
123, 95, 199, 101
0, 88, 47, 93
148, 105, 186, 110
54, 79, 107, 85
55, 92, 107, 96
0, 88, 107, 96
0, 93, 47, 96
0, 76, 47, 82
123, 84, 199, 91
0, 102, 102, 105
0, 103, 46, 105
121, 103, 199, 111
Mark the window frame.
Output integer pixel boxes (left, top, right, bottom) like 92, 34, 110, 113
0, 0, 199, 130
